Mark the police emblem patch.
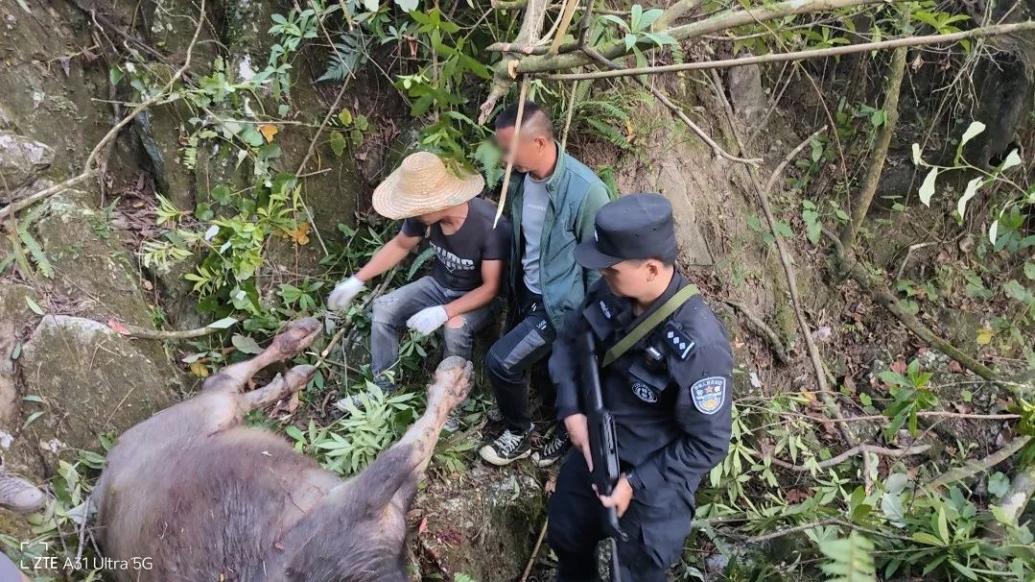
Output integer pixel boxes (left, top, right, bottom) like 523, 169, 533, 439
690, 377, 726, 415
631, 382, 658, 403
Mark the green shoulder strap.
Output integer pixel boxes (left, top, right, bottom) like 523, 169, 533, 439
601, 284, 698, 368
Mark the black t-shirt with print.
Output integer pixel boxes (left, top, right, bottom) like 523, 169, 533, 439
400, 197, 510, 292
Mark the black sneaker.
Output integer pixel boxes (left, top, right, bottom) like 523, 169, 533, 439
532, 427, 571, 467
479, 428, 533, 466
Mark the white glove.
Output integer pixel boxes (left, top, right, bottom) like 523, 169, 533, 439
327, 276, 365, 311
407, 305, 449, 335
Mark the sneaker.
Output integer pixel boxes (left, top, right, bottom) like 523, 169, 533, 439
0, 468, 46, 514
443, 411, 462, 433
532, 427, 570, 468
479, 428, 533, 466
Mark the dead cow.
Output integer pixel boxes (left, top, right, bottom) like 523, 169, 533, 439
94, 317, 473, 581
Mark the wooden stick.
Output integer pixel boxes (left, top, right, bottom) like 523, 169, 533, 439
493, 79, 530, 228
840, 6, 910, 250
520, 517, 549, 582
929, 436, 1032, 490
769, 443, 931, 472
549, 0, 579, 55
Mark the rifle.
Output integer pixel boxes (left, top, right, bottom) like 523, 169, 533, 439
578, 330, 628, 582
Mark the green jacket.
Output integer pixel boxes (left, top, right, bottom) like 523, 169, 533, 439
506, 147, 611, 328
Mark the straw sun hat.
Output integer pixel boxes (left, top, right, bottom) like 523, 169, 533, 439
372, 152, 485, 220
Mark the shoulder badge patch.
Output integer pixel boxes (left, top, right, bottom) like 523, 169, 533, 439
631, 382, 658, 403
690, 377, 727, 415
663, 322, 695, 360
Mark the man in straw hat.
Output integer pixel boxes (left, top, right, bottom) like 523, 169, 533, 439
327, 152, 509, 415
479, 101, 610, 467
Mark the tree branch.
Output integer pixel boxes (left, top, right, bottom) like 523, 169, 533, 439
840, 7, 910, 250
929, 436, 1032, 490
825, 231, 999, 381
514, 0, 886, 75
542, 21, 1035, 81
769, 443, 931, 472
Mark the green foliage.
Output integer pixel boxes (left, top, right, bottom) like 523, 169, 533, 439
818, 533, 875, 581
286, 383, 420, 475
0, 203, 52, 279
878, 359, 937, 438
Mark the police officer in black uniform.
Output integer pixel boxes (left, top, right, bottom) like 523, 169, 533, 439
547, 193, 734, 581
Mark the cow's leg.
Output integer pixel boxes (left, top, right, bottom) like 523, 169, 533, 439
202, 318, 322, 393
240, 365, 316, 410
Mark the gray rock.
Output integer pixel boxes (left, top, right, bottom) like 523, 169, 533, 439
0, 130, 54, 188
18, 315, 177, 461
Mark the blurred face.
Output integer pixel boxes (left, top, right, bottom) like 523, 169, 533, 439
417, 208, 448, 225
600, 260, 656, 298
495, 126, 551, 174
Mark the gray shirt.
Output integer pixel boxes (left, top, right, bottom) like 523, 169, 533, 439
521, 173, 550, 295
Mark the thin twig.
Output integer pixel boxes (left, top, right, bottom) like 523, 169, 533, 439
520, 517, 549, 582
112, 319, 239, 340
769, 443, 931, 472
560, 80, 579, 151
710, 71, 853, 443
723, 299, 790, 365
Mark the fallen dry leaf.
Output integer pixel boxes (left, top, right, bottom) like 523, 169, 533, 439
107, 319, 130, 335
259, 123, 279, 143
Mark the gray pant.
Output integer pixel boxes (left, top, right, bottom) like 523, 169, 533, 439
371, 276, 494, 377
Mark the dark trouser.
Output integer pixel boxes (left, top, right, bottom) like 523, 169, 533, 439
484, 293, 556, 433
547, 452, 694, 582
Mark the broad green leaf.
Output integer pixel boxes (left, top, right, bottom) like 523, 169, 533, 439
1024, 261, 1035, 281
999, 148, 1021, 171
911, 143, 922, 165
988, 472, 1010, 498
395, 0, 419, 11
935, 506, 949, 543
362, 0, 379, 11
918, 168, 938, 206
989, 220, 999, 245
912, 532, 945, 546
329, 131, 348, 158
207, 317, 239, 330
24, 295, 44, 316
231, 334, 263, 355
958, 121, 986, 150
956, 177, 982, 219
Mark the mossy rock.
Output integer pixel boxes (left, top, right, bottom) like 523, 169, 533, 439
18, 315, 178, 470
34, 191, 155, 330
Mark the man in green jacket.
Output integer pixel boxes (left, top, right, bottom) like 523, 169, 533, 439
479, 101, 610, 467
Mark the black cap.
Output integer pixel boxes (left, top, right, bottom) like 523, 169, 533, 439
575, 193, 678, 269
